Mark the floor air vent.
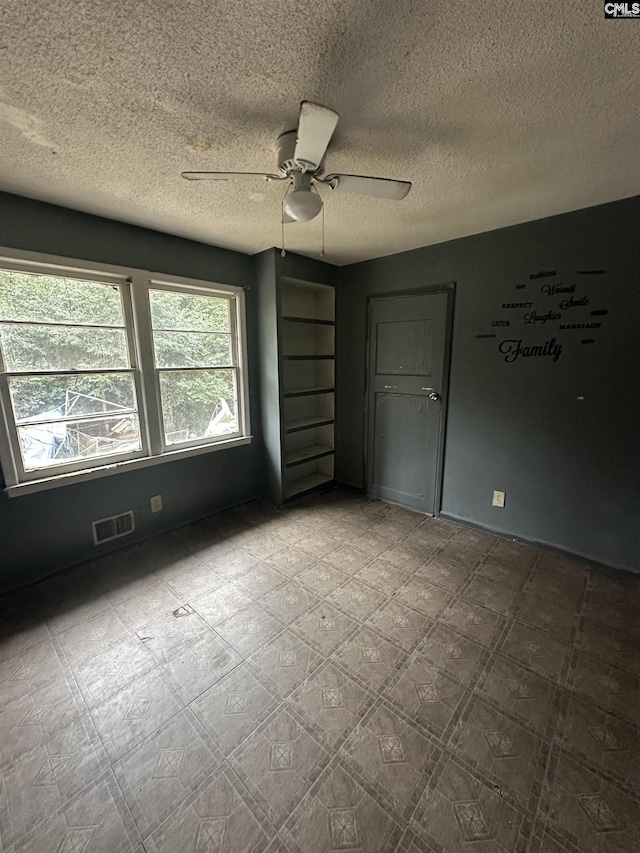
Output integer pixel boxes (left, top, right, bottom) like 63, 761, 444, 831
92, 510, 135, 545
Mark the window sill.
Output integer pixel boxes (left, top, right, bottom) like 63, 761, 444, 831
4, 436, 254, 498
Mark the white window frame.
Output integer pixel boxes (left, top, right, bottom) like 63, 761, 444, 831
0, 248, 252, 497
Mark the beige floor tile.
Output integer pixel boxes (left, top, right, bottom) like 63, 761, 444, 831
561, 693, 640, 792
296, 563, 349, 597
248, 630, 322, 697
454, 698, 546, 805
231, 707, 329, 827
570, 652, 640, 725
293, 603, 358, 655
366, 600, 433, 651
265, 545, 319, 575
464, 575, 519, 615
543, 752, 640, 853
394, 578, 451, 620
334, 627, 405, 690
0, 673, 83, 765
341, 703, 438, 811
417, 623, 487, 687
189, 581, 253, 627
519, 590, 578, 643
89, 671, 182, 761
0, 640, 68, 708
157, 631, 241, 703
481, 655, 559, 735
354, 561, 411, 596
213, 604, 283, 657
0, 715, 108, 848
436, 538, 484, 570
415, 557, 471, 593
385, 652, 467, 740
190, 663, 279, 755
327, 579, 385, 620
14, 773, 140, 853
260, 580, 320, 623
440, 597, 503, 647
282, 760, 403, 853
411, 753, 523, 851
145, 763, 273, 853
291, 661, 372, 746
501, 620, 569, 683
114, 710, 221, 837
324, 544, 374, 575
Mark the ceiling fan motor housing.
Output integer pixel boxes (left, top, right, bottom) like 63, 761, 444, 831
276, 130, 323, 177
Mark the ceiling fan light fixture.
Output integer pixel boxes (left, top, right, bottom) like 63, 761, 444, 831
283, 187, 323, 222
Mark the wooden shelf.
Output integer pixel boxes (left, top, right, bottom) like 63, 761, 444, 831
285, 444, 334, 468
285, 416, 334, 434
284, 385, 334, 398
285, 472, 334, 499
282, 316, 335, 326
282, 354, 334, 361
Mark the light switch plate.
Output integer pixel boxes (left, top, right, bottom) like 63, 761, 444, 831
150, 494, 163, 513
492, 490, 505, 508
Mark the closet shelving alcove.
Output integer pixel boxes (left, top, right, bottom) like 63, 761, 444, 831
255, 249, 336, 505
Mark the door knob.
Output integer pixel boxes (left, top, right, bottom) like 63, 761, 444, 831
428, 391, 440, 401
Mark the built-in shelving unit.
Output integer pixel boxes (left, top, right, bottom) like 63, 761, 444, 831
281, 276, 335, 500
255, 250, 336, 505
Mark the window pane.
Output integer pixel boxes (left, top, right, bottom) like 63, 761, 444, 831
152, 331, 231, 368
0, 269, 125, 326
149, 289, 231, 332
9, 374, 137, 423
1, 324, 130, 371
18, 415, 141, 471
158, 368, 238, 445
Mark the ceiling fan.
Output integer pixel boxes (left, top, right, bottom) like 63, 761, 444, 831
181, 101, 411, 223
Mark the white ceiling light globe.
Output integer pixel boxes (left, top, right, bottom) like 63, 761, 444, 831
283, 188, 323, 222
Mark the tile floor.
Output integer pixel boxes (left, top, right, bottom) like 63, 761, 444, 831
1, 488, 639, 852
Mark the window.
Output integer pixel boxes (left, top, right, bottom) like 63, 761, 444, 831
148, 285, 241, 448
0, 252, 250, 492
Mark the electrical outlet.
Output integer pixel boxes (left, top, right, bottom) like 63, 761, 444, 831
150, 494, 163, 513
492, 490, 505, 508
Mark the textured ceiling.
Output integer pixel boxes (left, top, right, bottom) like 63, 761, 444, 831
1, 1, 639, 265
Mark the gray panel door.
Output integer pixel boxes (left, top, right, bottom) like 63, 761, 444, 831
367, 292, 448, 513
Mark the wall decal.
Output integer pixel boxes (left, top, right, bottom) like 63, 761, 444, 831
581, 339, 595, 344
516, 283, 527, 289
502, 302, 533, 309
577, 270, 607, 275
591, 309, 608, 316
492, 320, 510, 327
559, 322, 601, 330
559, 295, 589, 309
542, 282, 574, 295
524, 310, 561, 324
476, 333, 496, 339
529, 270, 557, 280
499, 337, 562, 363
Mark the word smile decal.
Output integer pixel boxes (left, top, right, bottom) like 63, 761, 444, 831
499, 337, 563, 363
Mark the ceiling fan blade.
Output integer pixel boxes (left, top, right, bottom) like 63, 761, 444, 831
322, 173, 411, 200
293, 102, 339, 171
181, 171, 282, 181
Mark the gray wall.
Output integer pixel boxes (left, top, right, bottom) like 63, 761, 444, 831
0, 192, 263, 591
337, 196, 640, 572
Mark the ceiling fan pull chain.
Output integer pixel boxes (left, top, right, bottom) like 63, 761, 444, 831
281, 184, 289, 257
